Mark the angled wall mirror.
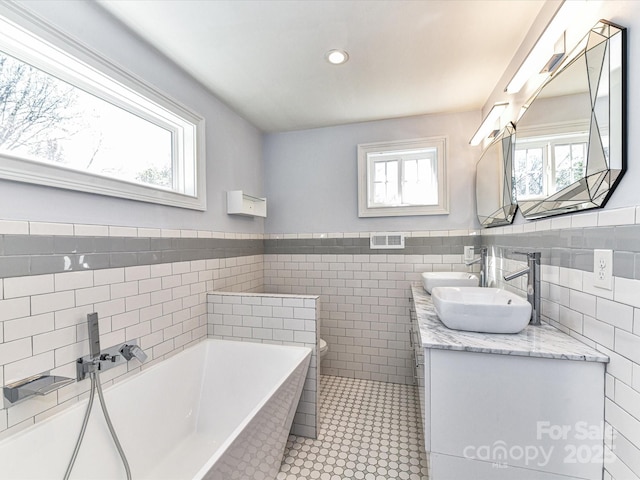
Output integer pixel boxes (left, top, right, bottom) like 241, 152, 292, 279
514, 20, 626, 219
476, 123, 517, 227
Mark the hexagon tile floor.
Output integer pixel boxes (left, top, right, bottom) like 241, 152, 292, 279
277, 375, 429, 480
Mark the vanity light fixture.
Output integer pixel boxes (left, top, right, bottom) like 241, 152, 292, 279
325, 49, 349, 65
505, 1, 588, 94
469, 102, 508, 146
540, 31, 566, 73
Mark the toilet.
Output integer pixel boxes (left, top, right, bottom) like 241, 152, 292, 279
319, 338, 328, 359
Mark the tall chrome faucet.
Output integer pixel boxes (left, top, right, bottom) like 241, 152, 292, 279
503, 251, 541, 325
466, 246, 488, 287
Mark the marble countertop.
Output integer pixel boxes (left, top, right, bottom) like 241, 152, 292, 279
410, 285, 608, 363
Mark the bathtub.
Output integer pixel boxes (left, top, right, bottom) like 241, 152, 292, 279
0, 339, 311, 480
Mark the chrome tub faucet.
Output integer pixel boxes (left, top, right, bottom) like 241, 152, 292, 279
77, 313, 148, 381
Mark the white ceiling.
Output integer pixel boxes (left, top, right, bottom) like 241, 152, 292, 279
98, 0, 546, 133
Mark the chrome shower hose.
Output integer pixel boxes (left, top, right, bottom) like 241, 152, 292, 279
63, 370, 132, 480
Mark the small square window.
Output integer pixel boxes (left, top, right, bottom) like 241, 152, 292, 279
357, 137, 448, 217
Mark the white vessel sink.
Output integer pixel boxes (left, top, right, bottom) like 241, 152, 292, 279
421, 272, 478, 294
431, 287, 532, 334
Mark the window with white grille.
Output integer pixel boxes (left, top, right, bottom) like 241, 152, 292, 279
357, 137, 448, 217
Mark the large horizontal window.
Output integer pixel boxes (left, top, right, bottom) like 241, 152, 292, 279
357, 137, 448, 217
0, 7, 205, 210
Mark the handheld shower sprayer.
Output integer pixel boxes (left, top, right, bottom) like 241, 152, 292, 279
87, 312, 101, 360
67, 313, 148, 480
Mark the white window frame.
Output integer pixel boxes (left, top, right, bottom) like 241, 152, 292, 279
357, 137, 448, 217
0, 4, 206, 210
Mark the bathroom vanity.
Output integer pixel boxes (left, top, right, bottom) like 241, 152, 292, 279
410, 285, 608, 480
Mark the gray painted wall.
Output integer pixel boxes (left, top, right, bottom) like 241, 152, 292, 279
0, 1, 265, 234
263, 111, 481, 233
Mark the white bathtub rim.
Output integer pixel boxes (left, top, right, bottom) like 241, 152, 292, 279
0, 339, 207, 451
192, 340, 312, 480
0, 339, 310, 458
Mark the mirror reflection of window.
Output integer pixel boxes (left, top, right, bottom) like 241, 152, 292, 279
514, 145, 544, 200
554, 142, 586, 190
513, 132, 588, 201
513, 20, 625, 219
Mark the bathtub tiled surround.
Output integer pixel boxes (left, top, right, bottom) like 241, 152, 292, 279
208, 291, 319, 438
0, 225, 264, 441
278, 375, 428, 480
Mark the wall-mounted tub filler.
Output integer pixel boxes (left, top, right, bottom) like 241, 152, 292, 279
67, 313, 148, 480
465, 246, 488, 287
76, 340, 146, 381
503, 251, 541, 325
3, 372, 74, 408
121, 343, 148, 363
76, 312, 147, 381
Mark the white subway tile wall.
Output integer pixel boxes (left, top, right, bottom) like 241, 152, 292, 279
0, 255, 263, 441
263, 253, 473, 385
207, 292, 319, 438
491, 243, 640, 480
2, 211, 640, 480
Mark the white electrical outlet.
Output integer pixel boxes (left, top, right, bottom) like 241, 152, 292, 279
464, 246, 475, 262
593, 249, 613, 290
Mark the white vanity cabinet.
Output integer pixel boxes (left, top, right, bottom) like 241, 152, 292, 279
409, 301, 425, 423
410, 286, 608, 480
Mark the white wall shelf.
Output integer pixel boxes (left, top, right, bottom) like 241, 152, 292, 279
226, 190, 267, 217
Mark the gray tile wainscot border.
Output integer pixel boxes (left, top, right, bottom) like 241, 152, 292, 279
264, 235, 481, 256
0, 236, 263, 278
484, 224, 640, 279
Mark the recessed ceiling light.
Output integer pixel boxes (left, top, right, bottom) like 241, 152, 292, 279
325, 49, 349, 65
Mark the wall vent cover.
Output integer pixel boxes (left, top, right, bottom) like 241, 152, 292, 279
370, 232, 405, 249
